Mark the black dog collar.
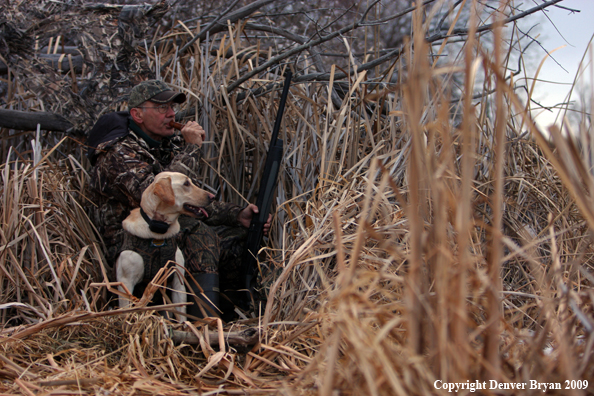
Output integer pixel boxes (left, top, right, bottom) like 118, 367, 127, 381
139, 207, 170, 234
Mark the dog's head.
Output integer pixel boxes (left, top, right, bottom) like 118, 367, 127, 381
141, 172, 213, 221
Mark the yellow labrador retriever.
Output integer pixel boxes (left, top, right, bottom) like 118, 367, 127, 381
116, 172, 212, 316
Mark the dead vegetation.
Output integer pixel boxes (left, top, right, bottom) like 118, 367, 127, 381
1, 0, 593, 395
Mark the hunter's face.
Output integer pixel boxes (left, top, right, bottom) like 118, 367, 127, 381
134, 101, 177, 141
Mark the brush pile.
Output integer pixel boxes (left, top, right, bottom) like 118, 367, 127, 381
1, 1, 593, 395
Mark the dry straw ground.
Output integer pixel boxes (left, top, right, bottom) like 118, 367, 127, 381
1, 0, 593, 395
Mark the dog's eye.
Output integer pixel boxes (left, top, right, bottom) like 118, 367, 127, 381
184, 180, 190, 187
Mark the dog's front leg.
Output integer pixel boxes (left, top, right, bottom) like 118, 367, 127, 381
116, 251, 144, 308
171, 248, 187, 319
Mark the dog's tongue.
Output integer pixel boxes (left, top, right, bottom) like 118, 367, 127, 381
184, 204, 209, 218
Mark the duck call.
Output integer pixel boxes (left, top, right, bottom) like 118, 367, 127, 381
169, 120, 184, 129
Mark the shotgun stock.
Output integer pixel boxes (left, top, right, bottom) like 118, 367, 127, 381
242, 71, 292, 307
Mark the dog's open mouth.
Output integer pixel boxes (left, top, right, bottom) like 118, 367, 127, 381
183, 204, 209, 218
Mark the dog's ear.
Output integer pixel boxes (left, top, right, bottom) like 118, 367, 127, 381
153, 176, 176, 206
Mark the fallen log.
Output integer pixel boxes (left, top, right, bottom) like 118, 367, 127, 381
39, 46, 82, 55
0, 109, 73, 132
1, 54, 83, 74
171, 327, 259, 347
37, 53, 83, 73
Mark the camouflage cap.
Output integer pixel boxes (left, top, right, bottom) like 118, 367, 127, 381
128, 80, 186, 109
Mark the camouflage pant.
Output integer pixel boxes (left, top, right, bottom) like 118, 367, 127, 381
177, 216, 247, 291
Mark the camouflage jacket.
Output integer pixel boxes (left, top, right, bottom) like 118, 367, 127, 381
88, 115, 243, 263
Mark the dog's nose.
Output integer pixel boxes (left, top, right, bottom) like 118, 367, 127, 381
208, 193, 216, 202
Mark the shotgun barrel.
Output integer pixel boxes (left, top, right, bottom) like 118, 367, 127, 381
241, 71, 292, 309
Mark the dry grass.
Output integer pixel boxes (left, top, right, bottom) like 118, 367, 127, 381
1, 1, 594, 395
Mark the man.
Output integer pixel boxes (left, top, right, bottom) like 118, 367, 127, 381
87, 79, 269, 319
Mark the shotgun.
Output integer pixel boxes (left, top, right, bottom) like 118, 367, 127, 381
242, 71, 292, 306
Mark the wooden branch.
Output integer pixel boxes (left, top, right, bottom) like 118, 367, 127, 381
1, 54, 83, 75
244, 22, 308, 44
161, 0, 274, 71
243, 22, 330, 75
39, 45, 81, 55
229, 0, 563, 89
426, 0, 565, 43
171, 327, 259, 347
37, 378, 101, 387
225, 1, 381, 93
292, 46, 402, 84
82, 3, 124, 12
359, 0, 437, 26
0, 109, 73, 132
37, 54, 83, 73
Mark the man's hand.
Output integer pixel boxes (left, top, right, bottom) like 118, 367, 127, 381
180, 121, 206, 147
238, 204, 272, 235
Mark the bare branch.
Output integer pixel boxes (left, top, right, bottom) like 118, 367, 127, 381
244, 22, 308, 45
426, 0, 565, 42
359, 0, 438, 27
176, 0, 242, 57
294, 46, 401, 83
161, 0, 274, 71
226, 0, 381, 93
